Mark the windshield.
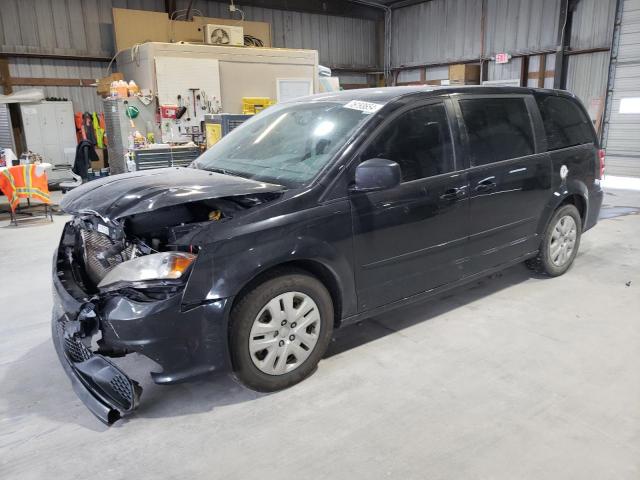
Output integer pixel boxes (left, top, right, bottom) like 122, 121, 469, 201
192, 101, 373, 188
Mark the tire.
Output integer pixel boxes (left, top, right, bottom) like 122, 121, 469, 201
229, 270, 334, 392
526, 204, 582, 276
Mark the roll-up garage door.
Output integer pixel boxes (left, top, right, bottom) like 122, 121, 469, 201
604, 0, 640, 177
0, 104, 15, 152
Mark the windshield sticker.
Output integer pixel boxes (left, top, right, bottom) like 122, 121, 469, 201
343, 100, 383, 114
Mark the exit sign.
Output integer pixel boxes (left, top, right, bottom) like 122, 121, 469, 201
495, 52, 510, 64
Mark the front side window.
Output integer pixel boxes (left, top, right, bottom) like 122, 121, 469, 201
192, 101, 373, 187
360, 103, 454, 183
460, 97, 535, 165
534, 94, 595, 151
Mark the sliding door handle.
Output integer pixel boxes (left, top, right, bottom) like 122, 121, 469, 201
474, 179, 497, 193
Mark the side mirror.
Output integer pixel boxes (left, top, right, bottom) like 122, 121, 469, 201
351, 158, 401, 193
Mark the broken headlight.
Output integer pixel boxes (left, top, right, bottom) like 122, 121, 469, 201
97, 252, 196, 291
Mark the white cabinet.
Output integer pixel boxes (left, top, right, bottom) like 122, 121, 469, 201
20, 101, 77, 167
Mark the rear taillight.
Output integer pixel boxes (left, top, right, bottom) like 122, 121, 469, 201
598, 149, 605, 179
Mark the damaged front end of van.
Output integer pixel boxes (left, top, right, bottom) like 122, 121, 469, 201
51, 167, 284, 424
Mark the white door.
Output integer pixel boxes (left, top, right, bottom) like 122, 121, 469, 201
39, 103, 59, 147
20, 105, 43, 155
54, 102, 77, 166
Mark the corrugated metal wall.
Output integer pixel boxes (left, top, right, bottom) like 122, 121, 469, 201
390, 0, 617, 123
0, 0, 163, 113
397, 68, 422, 83
391, 0, 614, 67
391, 0, 481, 68
0, 0, 165, 57
566, 51, 610, 114
391, 0, 559, 68
483, 0, 560, 57
0, 0, 379, 113
570, 0, 617, 49
564, 0, 617, 120
486, 58, 523, 82
604, 0, 640, 177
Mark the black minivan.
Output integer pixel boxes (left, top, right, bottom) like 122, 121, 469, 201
52, 86, 604, 423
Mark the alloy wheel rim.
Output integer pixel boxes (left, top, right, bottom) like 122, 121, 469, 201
550, 215, 577, 267
249, 292, 321, 376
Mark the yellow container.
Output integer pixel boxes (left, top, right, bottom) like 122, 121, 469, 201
242, 97, 275, 115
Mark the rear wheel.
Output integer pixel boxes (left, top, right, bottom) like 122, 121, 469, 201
526, 204, 582, 276
229, 271, 334, 392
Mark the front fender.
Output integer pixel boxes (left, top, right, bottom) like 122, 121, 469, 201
182, 200, 357, 318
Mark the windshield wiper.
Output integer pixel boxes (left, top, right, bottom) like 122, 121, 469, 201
203, 167, 244, 177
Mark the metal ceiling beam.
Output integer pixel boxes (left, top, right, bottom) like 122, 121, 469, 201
203, 0, 384, 20
387, 0, 436, 9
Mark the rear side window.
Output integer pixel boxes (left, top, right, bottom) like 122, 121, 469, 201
535, 94, 595, 151
460, 97, 535, 165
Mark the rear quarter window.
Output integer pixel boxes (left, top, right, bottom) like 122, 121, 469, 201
534, 94, 595, 151
459, 97, 535, 166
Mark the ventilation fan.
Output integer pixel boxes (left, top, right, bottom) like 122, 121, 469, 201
204, 24, 244, 47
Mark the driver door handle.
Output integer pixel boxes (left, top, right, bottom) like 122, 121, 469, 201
439, 186, 467, 201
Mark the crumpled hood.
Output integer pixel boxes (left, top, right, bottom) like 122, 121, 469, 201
61, 167, 286, 220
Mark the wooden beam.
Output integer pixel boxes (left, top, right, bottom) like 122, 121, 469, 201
538, 54, 547, 88
341, 83, 370, 90
11, 77, 96, 87
565, 46, 611, 55
329, 66, 382, 73
527, 69, 555, 80
0, 57, 12, 94
205, 0, 384, 20
0, 51, 111, 62
520, 55, 529, 87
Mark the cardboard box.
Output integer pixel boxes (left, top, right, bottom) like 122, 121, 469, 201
91, 148, 105, 170
96, 72, 124, 97
449, 64, 480, 85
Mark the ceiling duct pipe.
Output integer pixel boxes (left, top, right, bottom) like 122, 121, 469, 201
347, 1, 392, 84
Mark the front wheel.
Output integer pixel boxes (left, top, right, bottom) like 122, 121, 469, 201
527, 204, 582, 276
229, 271, 334, 392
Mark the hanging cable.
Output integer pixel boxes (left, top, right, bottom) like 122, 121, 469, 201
229, 0, 245, 23
244, 34, 264, 47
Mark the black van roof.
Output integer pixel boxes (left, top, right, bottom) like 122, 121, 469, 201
300, 85, 575, 106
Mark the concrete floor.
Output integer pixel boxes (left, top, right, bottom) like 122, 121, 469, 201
1, 187, 639, 479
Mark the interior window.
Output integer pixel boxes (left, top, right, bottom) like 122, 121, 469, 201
534, 94, 595, 151
361, 103, 454, 182
460, 97, 535, 165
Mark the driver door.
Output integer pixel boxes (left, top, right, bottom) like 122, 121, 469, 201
350, 99, 469, 312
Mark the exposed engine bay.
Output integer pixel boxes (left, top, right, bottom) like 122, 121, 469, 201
64, 193, 279, 296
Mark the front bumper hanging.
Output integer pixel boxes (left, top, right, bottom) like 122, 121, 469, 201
52, 311, 141, 425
